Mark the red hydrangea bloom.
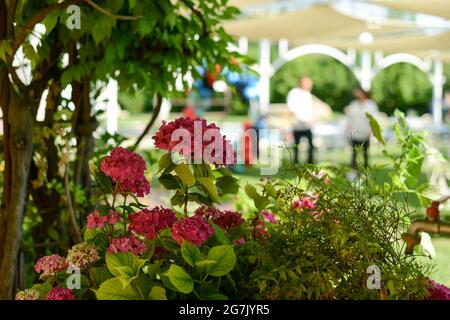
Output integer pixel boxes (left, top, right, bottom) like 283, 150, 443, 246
233, 238, 246, 245
45, 288, 75, 300
86, 209, 120, 229
195, 205, 244, 230
128, 207, 177, 240
107, 236, 147, 256
427, 279, 450, 300
101, 147, 150, 197
34, 254, 68, 279
171, 215, 215, 246
152, 117, 236, 166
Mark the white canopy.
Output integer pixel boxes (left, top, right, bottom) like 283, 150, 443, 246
224, 5, 418, 41
371, 0, 450, 19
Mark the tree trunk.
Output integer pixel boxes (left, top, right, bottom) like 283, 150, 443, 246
0, 75, 34, 300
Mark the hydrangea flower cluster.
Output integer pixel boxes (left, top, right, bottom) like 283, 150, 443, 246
195, 205, 244, 230
427, 279, 450, 300
34, 254, 68, 279
107, 236, 147, 256
152, 117, 236, 166
66, 242, 99, 269
171, 215, 215, 246
86, 209, 120, 229
45, 288, 75, 300
101, 147, 150, 197
128, 207, 177, 240
15, 289, 40, 300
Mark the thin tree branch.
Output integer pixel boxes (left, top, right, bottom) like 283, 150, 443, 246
83, 0, 143, 20
11, 1, 81, 56
132, 94, 163, 152
180, 0, 209, 37
64, 163, 82, 244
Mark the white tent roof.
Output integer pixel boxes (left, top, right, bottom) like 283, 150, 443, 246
224, 5, 418, 41
371, 0, 450, 19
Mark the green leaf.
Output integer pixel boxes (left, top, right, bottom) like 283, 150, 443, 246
165, 265, 194, 294
195, 260, 218, 268
244, 184, 259, 200
206, 245, 236, 277
159, 174, 181, 190
198, 177, 220, 203
205, 293, 229, 300
90, 267, 114, 288
158, 153, 173, 173
216, 176, 239, 195
175, 163, 196, 186
366, 113, 385, 145
105, 252, 146, 278
138, 19, 156, 36
96, 277, 137, 300
148, 286, 167, 300
43, 9, 61, 34
181, 241, 203, 267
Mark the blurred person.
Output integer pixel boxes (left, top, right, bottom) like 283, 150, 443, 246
287, 77, 315, 163
345, 87, 379, 169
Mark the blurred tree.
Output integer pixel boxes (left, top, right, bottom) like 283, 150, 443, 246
371, 63, 432, 115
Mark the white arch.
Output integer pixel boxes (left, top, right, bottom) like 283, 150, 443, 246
269, 44, 356, 77
374, 53, 431, 77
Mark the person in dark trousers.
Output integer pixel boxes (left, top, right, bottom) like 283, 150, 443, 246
345, 87, 379, 169
287, 77, 315, 163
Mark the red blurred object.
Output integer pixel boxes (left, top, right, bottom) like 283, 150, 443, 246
182, 107, 196, 119
427, 206, 440, 220
243, 121, 253, 166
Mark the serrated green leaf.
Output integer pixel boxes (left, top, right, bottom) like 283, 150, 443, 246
206, 245, 236, 277
181, 241, 203, 267
165, 265, 194, 294
175, 163, 195, 186
96, 277, 137, 300
198, 177, 220, 203
148, 286, 167, 300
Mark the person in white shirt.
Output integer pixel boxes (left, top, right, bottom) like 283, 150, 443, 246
287, 77, 315, 163
345, 87, 379, 169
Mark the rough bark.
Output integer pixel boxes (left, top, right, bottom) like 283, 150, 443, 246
0, 77, 34, 300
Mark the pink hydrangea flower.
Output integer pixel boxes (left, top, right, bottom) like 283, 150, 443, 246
261, 210, 277, 224
107, 236, 147, 256
86, 209, 120, 229
15, 289, 40, 300
128, 207, 177, 240
152, 117, 236, 166
427, 279, 450, 300
66, 242, 99, 269
195, 205, 244, 230
45, 288, 75, 300
34, 254, 68, 278
101, 147, 150, 197
171, 215, 215, 246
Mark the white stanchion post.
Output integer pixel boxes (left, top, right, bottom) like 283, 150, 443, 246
105, 79, 119, 134
360, 50, 372, 91
432, 60, 444, 125
258, 38, 271, 116
278, 38, 288, 57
